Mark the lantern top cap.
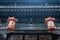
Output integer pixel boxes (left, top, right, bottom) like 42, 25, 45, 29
45, 17, 55, 21
8, 17, 15, 19
8, 17, 18, 22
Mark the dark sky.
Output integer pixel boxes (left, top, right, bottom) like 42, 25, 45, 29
0, 0, 60, 2
0, 0, 60, 6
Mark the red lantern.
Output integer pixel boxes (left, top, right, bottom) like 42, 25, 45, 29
7, 17, 18, 31
45, 17, 56, 32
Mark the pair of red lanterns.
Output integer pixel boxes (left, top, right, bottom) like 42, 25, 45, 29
7, 17, 56, 32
